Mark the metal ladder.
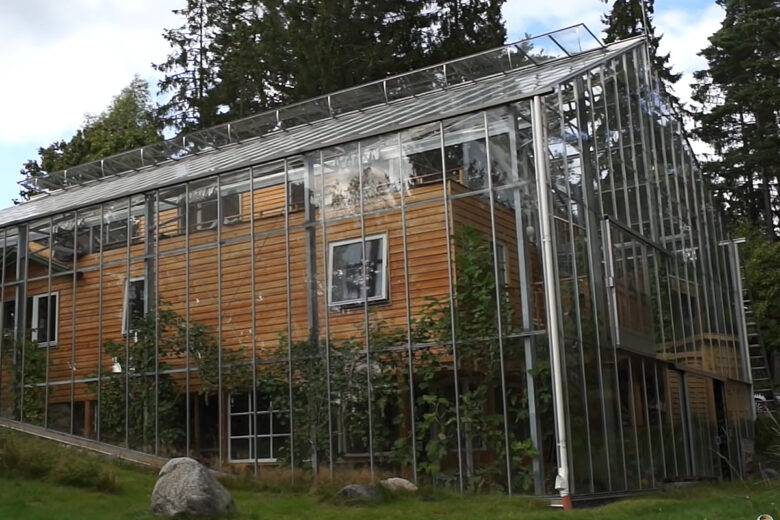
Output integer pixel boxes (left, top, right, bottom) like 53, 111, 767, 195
742, 283, 774, 398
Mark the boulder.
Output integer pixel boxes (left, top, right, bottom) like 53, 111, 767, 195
337, 483, 382, 502
150, 457, 236, 517
379, 477, 418, 493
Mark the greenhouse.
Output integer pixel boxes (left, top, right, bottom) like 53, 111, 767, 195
0, 25, 753, 502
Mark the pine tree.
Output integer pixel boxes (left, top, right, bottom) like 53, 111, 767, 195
692, 0, 780, 239
601, 0, 681, 98
282, 0, 432, 102
19, 78, 163, 201
429, 0, 507, 62
154, 0, 221, 132
208, 0, 291, 120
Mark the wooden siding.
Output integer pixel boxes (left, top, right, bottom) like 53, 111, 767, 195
5, 181, 521, 404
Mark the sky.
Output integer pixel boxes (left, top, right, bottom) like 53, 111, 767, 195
0, 0, 724, 209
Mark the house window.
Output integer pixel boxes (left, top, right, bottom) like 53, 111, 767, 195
30, 293, 58, 347
122, 278, 145, 335
90, 219, 137, 253
228, 392, 290, 463
328, 234, 387, 307
187, 192, 240, 232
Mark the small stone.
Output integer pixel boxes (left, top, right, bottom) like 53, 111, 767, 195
379, 477, 418, 493
337, 483, 382, 501
150, 457, 236, 517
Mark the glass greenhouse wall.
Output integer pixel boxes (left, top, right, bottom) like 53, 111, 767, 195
0, 36, 752, 497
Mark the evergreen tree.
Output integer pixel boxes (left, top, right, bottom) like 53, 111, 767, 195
154, 0, 509, 121
601, 0, 681, 98
208, 0, 291, 120
429, 0, 507, 62
154, 0, 221, 132
692, 0, 780, 239
282, 0, 432, 102
19, 77, 163, 201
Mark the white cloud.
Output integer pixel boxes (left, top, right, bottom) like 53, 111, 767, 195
503, 0, 605, 41
0, 0, 180, 145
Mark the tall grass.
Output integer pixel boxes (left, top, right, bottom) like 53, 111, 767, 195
0, 432, 120, 492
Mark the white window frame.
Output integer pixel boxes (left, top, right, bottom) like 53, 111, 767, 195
122, 277, 145, 336
228, 392, 290, 463
328, 233, 388, 308
31, 292, 58, 348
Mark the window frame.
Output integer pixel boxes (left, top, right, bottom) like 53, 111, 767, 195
187, 192, 241, 232
227, 392, 290, 463
122, 277, 146, 336
327, 233, 388, 308
30, 292, 58, 348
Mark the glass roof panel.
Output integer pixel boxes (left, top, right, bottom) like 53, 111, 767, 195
446, 47, 513, 85
102, 151, 144, 177
522, 34, 568, 63
230, 112, 279, 141
278, 97, 331, 126
330, 82, 386, 114
385, 65, 446, 102
548, 25, 602, 55
17, 24, 605, 197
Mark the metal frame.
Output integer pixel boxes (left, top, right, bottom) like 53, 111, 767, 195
0, 37, 751, 500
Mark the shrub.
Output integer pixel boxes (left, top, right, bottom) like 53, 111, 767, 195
0, 432, 121, 493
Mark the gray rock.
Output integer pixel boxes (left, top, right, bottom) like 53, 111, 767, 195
150, 457, 236, 517
379, 477, 418, 493
337, 483, 382, 501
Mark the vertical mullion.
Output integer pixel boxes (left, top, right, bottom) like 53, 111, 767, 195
217, 176, 225, 473
397, 131, 418, 483
318, 151, 335, 478
568, 81, 596, 493
70, 214, 78, 435
154, 192, 161, 455
483, 111, 513, 493
249, 167, 259, 475
44, 217, 53, 428
653, 364, 667, 480
439, 121, 465, 493
185, 184, 191, 456
282, 161, 296, 477
640, 359, 654, 487
124, 201, 131, 448
357, 141, 375, 479
96, 208, 104, 440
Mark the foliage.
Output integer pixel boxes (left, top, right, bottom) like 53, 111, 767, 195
154, 0, 221, 132
739, 226, 780, 353
692, 0, 780, 239
19, 77, 163, 200
0, 336, 48, 426
257, 226, 538, 493
154, 0, 508, 124
428, 0, 507, 63
94, 302, 249, 452
0, 432, 120, 493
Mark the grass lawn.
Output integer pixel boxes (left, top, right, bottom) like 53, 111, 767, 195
0, 432, 778, 519
0, 466, 779, 520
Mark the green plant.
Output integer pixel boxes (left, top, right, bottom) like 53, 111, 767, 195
94, 302, 248, 453
0, 335, 48, 426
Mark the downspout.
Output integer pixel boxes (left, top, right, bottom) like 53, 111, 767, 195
532, 94, 572, 509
